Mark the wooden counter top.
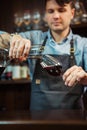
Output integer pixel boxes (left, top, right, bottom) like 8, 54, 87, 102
0, 110, 87, 130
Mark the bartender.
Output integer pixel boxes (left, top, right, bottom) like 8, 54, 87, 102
0, 0, 87, 110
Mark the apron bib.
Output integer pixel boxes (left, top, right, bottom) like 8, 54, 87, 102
30, 39, 83, 110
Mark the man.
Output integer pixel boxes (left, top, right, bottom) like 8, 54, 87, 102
0, 0, 87, 110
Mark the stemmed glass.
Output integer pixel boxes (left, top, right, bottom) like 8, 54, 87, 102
23, 10, 32, 31
31, 10, 41, 30
14, 13, 24, 32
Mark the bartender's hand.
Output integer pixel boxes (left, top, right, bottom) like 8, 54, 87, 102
9, 34, 31, 60
63, 65, 87, 87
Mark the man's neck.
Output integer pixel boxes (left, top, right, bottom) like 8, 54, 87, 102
51, 28, 70, 43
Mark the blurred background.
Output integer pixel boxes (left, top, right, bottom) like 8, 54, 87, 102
0, 0, 45, 33
0, 0, 87, 36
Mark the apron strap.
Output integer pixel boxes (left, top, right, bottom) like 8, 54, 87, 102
70, 38, 76, 66
38, 36, 48, 54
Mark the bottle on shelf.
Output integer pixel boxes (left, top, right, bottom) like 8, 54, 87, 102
12, 60, 21, 80
5, 65, 12, 80
20, 60, 30, 80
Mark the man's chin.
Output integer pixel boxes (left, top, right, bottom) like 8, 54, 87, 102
52, 28, 63, 32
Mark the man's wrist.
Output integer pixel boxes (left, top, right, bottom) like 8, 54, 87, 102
10, 33, 22, 42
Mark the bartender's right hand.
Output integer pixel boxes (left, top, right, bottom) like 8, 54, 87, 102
9, 34, 31, 61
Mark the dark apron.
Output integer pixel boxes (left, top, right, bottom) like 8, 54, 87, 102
30, 38, 83, 110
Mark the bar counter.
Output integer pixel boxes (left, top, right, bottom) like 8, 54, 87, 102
0, 110, 87, 130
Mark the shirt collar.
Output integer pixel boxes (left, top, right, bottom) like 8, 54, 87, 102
47, 29, 73, 44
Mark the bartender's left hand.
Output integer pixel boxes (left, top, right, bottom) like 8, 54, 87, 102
63, 65, 87, 87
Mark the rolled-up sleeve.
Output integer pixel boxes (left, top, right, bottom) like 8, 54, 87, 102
83, 38, 87, 71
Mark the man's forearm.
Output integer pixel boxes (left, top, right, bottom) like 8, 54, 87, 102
0, 32, 22, 49
0, 33, 11, 49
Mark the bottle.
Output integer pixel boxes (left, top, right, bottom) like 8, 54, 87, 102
12, 60, 21, 80
20, 61, 29, 79
5, 65, 12, 80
